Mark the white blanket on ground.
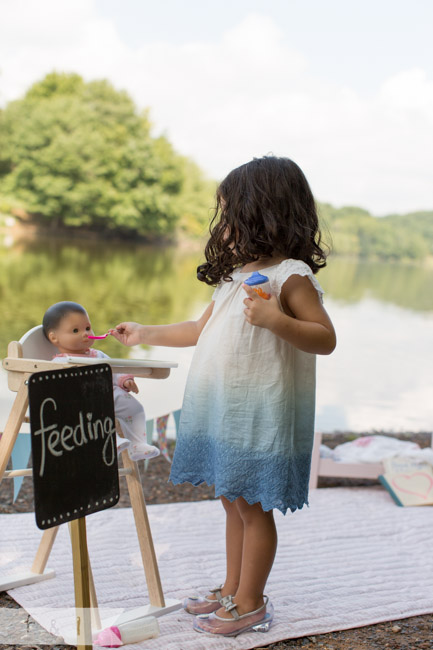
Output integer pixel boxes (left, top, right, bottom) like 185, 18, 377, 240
321, 435, 433, 465
1, 487, 433, 650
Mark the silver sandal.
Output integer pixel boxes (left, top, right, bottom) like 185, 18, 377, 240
183, 584, 232, 615
193, 595, 274, 636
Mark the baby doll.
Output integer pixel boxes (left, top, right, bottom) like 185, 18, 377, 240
42, 301, 160, 462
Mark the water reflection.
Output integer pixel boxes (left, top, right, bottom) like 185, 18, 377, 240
315, 298, 433, 432
319, 257, 433, 312
316, 259, 433, 431
0, 238, 432, 431
0, 237, 213, 357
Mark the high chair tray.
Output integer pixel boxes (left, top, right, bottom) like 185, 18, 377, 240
64, 356, 178, 368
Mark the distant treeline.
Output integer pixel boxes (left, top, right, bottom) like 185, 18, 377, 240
319, 205, 433, 261
0, 72, 432, 259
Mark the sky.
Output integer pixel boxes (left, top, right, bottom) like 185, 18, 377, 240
1, 0, 432, 215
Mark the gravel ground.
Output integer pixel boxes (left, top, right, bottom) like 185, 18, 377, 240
1, 432, 432, 650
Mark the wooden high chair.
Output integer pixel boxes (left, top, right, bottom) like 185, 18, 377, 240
0, 325, 180, 627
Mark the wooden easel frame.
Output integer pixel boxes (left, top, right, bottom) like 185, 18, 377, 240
0, 339, 180, 646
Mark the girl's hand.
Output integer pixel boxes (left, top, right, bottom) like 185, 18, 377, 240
123, 378, 139, 393
242, 284, 281, 328
109, 322, 144, 346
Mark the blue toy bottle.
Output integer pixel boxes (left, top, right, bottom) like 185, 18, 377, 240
244, 271, 272, 299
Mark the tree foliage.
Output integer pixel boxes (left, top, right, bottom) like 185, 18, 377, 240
0, 72, 214, 239
318, 203, 433, 261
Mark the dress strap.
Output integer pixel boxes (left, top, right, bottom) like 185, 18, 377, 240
270, 259, 324, 302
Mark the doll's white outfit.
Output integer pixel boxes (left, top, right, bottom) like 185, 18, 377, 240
52, 349, 159, 461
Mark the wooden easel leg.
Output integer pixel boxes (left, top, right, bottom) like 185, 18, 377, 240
31, 526, 59, 573
0, 525, 57, 591
28, 525, 98, 629
121, 452, 165, 607
70, 518, 92, 649
0, 380, 29, 482
68, 523, 101, 631
88, 556, 101, 630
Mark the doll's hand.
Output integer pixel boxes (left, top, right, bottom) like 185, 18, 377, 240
242, 284, 281, 328
109, 322, 144, 346
123, 378, 139, 393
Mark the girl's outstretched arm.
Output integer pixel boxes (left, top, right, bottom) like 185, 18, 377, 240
242, 276, 336, 355
110, 302, 215, 348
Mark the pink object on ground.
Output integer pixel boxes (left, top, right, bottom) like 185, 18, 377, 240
94, 625, 122, 647
94, 617, 160, 646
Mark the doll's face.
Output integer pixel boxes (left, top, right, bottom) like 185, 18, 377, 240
48, 311, 95, 354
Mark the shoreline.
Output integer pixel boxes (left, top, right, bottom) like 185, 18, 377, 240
1, 217, 433, 267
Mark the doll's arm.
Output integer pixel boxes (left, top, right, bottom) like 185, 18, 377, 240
117, 374, 138, 393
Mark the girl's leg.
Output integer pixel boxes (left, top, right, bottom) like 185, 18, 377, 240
184, 496, 244, 614
203, 496, 243, 601
218, 497, 277, 617
219, 496, 243, 596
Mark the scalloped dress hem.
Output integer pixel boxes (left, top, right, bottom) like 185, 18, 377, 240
168, 477, 310, 515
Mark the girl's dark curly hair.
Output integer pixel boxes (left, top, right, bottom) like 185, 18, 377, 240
197, 156, 327, 285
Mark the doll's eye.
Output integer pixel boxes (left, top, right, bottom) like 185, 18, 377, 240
73, 328, 78, 333
86, 326, 91, 331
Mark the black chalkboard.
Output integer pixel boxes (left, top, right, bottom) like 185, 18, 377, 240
29, 363, 120, 530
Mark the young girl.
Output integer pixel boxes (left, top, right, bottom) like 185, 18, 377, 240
42, 301, 160, 462
111, 156, 336, 637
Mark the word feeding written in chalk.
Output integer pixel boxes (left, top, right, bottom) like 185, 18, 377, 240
29, 364, 120, 529
34, 397, 116, 477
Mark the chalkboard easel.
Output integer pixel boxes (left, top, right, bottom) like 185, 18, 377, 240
28, 364, 120, 530
28, 362, 119, 647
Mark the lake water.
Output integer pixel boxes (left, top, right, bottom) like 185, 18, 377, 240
0, 235, 432, 434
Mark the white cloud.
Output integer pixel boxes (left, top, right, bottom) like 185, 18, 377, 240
380, 68, 433, 112
0, 3, 432, 214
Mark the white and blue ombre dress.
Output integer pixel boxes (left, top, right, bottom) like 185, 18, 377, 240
169, 259, 324, 515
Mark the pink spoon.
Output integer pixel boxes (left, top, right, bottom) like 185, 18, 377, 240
88, 333, 110, 339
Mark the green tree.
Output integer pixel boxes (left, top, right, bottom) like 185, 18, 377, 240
176, 157, 217, 237
0, 72, 213, 239
318, 203, 432, 261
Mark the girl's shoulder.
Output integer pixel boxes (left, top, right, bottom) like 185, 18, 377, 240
269, 258, 313, 280
211, 258, 324, 301
269, 259, 324, 301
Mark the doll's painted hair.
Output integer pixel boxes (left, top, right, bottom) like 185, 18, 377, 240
197, 156, 327, 285
42, 301, 87, 340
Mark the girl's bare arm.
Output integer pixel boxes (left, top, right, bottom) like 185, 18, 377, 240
243, 276, 336, 355
110, 302, 215, 348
